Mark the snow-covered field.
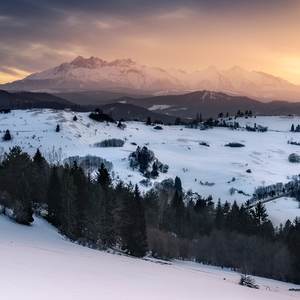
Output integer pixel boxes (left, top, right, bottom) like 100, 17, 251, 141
1, 109, 300, 227
1, 213, 300, 300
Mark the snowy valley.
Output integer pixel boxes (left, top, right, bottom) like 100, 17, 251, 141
1, 108, 300, 298
0, 109, 300, 227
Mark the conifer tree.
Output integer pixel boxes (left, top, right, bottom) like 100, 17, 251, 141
119, 183, 148, 257
225, 200, 240, 231
215, 198, 225, 230
14, 173, 34, 224
83, 183, 104, 244
46, 166, 62, 226
32, 148, 49, 203
96, 163, 115, 247
71, 161, 88, 235
60, 168, 78, 238
172, 190, 185, 236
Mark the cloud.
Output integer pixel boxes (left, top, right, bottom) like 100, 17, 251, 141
0, 0, 299, 84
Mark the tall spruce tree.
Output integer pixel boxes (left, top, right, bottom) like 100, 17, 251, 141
215, 198, 225, 230
14, 173, 34, 225
83, 183, 104, 244
46, 166, 62, 226
60, 167, 78, 238
119, 183, 148, 257
96, 163, 115, 247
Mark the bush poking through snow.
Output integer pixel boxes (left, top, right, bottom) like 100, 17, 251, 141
3, 130, 11, 141
199, 142, 209, 147
94, 139, 125, 148
289, 153, 300, 163
224, 142, 245, 147
239, 274, 259, 289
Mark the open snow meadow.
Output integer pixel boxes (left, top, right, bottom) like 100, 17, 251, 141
1, 213, 300, 300
2, 109, 300, 299
1, 109, 300, 226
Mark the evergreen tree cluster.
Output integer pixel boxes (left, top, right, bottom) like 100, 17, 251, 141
251, 176, 300, 202
129, 146, 169, 178
89, 109, 115, 123
290, 124, 300, 132
2, 147, 300, 282
0, 147, 147, 257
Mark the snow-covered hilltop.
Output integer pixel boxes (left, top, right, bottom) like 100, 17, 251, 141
2, 56, 300, 102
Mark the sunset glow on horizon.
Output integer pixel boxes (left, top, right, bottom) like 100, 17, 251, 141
0, 0, 299, 85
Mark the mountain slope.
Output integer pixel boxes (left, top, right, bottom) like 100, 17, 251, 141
0, 90, 81, 110
1, 213, 298, 299
115, 91, 300, 119
1, 56, 300, 102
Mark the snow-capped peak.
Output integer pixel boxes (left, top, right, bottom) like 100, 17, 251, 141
2, 56, 300, 102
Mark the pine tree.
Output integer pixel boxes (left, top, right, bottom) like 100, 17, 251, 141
83, 183, 104, 244
32, 148, 49, 203
132, 184, 148, 256
60, 168, 78, 238
3, 129, 11, 141
225, 200, 240, 231
146, 116, 152, 125
46, 166, 62, 226
174, 176, 182, 193
14, 173, 34, 225
71, 161, 88, 235
96, 163, 115, 247
291, 124, 295, 132
172, 190, 185, 236
119, 184, 148, 257
214, 198, 225, 230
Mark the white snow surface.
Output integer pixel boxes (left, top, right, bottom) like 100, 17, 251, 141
1, 110, 300, 227
0, 213, 300, 300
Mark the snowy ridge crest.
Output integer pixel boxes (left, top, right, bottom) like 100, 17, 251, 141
2, 56, 300, 102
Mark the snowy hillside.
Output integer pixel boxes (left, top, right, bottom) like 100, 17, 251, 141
1, 213, 300, 300
0, 109, 300, 226
1, 56, 300, 102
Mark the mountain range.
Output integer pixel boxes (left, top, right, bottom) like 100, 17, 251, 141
1, 56, 300, 102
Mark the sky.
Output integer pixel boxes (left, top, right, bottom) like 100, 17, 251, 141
0, 0, 300, 85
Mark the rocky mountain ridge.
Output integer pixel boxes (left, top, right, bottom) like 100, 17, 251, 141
1, 56, 300, 102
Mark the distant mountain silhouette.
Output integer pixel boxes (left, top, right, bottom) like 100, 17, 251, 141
1, 56, 300, 102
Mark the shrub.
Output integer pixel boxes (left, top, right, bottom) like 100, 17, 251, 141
225, 142, 245, 147
239, 274, 259, 289
94, 139, 125, 148
3, 130, 11, 141
289, 153, 300, 163
199, 142, 209, 147
117, 121, 126, 130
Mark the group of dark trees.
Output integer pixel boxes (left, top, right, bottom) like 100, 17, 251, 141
1, 147, 300, 282
89, 109, 115, 123
291, 124, 300, 132
0, 147, 147, 256
129, 146, 169, 179
251, 176, 300, 202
